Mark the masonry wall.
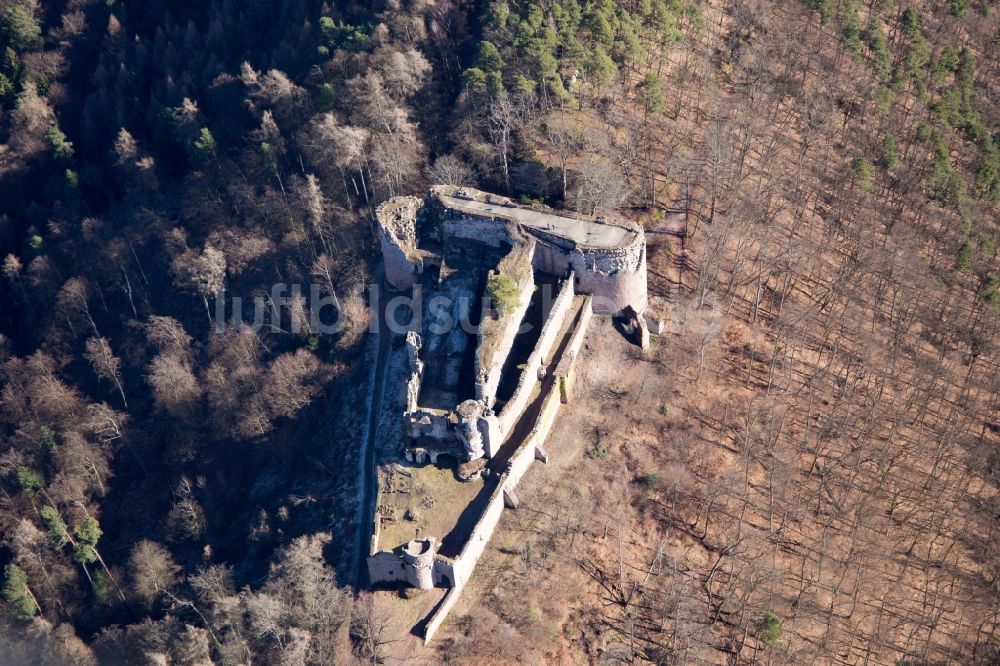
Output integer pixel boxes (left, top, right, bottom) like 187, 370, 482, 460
570, 243, 647, 315
406, 410, 451, 441
562, 296, 593, 360
368, 551, 407, 585
378, 190, 648, 313
443, 216, 516, 248
507, 390, 561, 488
531, 239, 571, 277
380, 226, 419, 291
453, 484, 506, 589
498, 275, 576, 435
370, 504, 382, 555
422, 300, 593, 643
376, 196, 424, 291
555, 298, 592, 402
423, 588, 461, 644
475, 243, 536, 407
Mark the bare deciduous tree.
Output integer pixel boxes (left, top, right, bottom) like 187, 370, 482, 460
430, 154, 475, 186
146, 354, 201, 419
128, 540, 180, 606
544, 114, 586, 199
487, 94, 527, 193
170, 244, 227, 323
144, 316, 194, 361
84, 337, 127, 408
350, 592, 397, 664
572, 153, 630, 215
263, 350, 330, 420
57, 277, 99, 337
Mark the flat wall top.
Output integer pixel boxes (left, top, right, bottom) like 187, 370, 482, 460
432, 186, 640, 250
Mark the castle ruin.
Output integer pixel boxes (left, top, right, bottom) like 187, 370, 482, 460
366, 186, 656, 641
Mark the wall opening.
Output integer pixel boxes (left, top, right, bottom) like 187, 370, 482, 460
424, 262, 440, 285
435, 453, 459, 470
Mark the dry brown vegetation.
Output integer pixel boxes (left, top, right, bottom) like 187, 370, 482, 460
425, 1, 1000, 663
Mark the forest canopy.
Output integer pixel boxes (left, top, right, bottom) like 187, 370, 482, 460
1, 0, 999, 663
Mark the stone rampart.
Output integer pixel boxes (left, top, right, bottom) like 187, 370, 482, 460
474, 242, 536, 407
423, 587, 462, 643
376, 186, 648, 314
376, 196, 424, 291
443, 216, 517, 248
562, 296, 592, 360
368, 550, 407, 584
506, 389, 561, 489
421, 302, 592, 643
531, 239, 571, 276
554, 297, 592, 402
497, 275, 575, 435
570, 243, 647, 315
421, 479, 505, 644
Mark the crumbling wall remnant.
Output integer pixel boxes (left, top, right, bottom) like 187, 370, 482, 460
443, 215, 516, 248
377, 196, 424, 291
474, 241, 536, 407
420, 297, 593, 643
455, 399, 485, 460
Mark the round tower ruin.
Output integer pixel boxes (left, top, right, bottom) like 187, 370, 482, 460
401, 537, 437, 590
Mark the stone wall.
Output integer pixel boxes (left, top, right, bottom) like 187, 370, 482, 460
421, 481, 505, 643
380, 227, 418, 291
370, 498, 382, 554
452, 485, 507, 589
354, 339, 381, 581
443, 216, 517, 248
562, 296, 593, 360
478, 413, 502, 458
369, 539, 445, 589
522, 222, 646, 316
507, 389, 561, 488
421, 300, 593, 643
432, 558, 455, 587
368, 551, 407, 584
530, 239, 571, 277
497, 274, 576, 435
555, 297, 592, 402
423, 588, 461, 643
406, 410, 451, 441
376, 196, 424, 291
474, 242, 536, 407
569, 243, 647, 316
377, 187, 649, 313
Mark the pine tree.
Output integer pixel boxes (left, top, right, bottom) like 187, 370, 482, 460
40, 506, 70, 549
73, 516, 102, 565
3, 564, 39, 620
0, 4, 42, 51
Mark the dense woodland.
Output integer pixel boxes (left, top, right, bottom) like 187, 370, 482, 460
0, 0, 998, 662
0, 0, 469, 661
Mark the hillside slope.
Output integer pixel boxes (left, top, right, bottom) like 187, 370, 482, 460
423, 0, 1000, 663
